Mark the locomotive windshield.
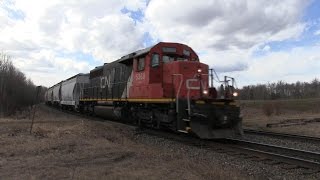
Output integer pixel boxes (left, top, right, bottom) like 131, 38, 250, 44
163, 55, 175, 63
163, 55, 189, 63
183, 49, 190, 56
162, 47, 193, 63
162, 47, 176, 53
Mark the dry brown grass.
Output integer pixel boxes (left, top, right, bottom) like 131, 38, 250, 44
0, 104, 250, 179
240, 99, 320, 137
262, 102, 274, 117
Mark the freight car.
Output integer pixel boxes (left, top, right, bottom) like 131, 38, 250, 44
45, 86, 54, 105
52, 83, 61, 106
45, 87, 53, 105
60, 73, 89, 110
45, 42, 243, 139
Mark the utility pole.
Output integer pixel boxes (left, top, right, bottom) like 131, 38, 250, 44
29, 86, 41, 134
209, 68, 214, 87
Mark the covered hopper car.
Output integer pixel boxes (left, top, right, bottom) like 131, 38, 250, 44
60, 73, 89, 110
45, 42, 243, 139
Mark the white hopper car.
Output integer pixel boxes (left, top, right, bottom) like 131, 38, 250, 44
45, 73, 89, 109
60, 73, 89, 110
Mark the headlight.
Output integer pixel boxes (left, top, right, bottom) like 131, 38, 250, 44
203, 90, 208, 95
233, 92, 238, 97
197, 69, 202, 73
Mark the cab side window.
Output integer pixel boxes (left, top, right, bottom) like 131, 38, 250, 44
137, 57, 145, 71
151, 53, 160, 67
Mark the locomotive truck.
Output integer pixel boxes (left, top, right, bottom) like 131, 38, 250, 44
45, 42, 243, 139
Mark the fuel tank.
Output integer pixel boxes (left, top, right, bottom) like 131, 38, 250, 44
94, 106, 122, 120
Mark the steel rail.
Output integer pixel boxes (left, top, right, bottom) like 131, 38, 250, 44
244, 129, 320, 143
222, 139, 320, 170
138, 128, 320, 171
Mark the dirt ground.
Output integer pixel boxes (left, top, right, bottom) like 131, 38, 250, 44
241, 106, 320, 137
0, 105, 251, 180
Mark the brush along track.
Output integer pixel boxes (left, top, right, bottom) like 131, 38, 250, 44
244, 129, 320, 143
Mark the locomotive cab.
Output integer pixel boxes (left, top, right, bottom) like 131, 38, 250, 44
130, 42, 204, 99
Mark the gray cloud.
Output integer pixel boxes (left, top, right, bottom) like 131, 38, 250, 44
174, 3, 224, 27
39, 5, 66, 36
0, 0, 148, 86
146, 0, 310, 50
213, 61, 249, 73
1, 0, 317, 87
209, 36, 256, 50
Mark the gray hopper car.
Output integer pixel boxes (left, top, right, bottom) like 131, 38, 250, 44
60, 73, 89, 110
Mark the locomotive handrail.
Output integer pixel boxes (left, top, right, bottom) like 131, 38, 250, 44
186, 74, 209, 116
186, 78, 200, 116
172, 74, 183, 113
186, 79, 196, 116
186, 79, 201, 90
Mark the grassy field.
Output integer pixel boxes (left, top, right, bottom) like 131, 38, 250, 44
239, 98, 320, 113
239, 98, 320, 136
0, 104, 252, 179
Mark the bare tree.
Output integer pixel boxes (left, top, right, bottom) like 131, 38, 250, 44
0, 52, 40, 117
239, 79, 320, 100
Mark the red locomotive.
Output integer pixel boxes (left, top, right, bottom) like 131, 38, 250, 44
46, 42, 243, 139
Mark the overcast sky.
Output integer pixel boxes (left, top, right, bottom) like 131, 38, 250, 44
1, 0, 320, 87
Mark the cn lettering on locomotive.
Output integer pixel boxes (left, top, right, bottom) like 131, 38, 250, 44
45, 42, 243, 139
135, 73, 145, 81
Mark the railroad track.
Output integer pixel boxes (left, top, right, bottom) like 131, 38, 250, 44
141, 130, 320, 172
222, 139, 320, 172
244, 129, 320, 143
45, 105, 320, 172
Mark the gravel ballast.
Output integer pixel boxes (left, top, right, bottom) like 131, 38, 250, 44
134, 132, 320, 180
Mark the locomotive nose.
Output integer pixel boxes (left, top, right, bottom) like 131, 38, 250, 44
190, 116, 242, 139
189, 103, 243, 139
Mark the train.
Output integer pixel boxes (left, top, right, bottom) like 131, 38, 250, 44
45, 42, 243, 139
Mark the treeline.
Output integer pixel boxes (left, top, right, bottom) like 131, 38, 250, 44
0, 53, 43, 117
239, 79, 320, 100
